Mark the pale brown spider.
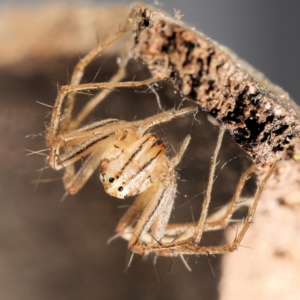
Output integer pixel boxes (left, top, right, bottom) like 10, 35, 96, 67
46, 13, 277, 259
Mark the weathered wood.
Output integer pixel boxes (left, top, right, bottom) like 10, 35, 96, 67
130, 3, 300, 166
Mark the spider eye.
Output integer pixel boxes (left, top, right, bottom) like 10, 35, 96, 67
118, 186, 123, 192
109, 177, 114, 183
101, 173, 106, 182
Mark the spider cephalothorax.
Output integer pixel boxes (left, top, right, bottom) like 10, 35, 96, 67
100, 133, 166, 199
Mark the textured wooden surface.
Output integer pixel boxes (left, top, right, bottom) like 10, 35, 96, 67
130, 3, 300, 166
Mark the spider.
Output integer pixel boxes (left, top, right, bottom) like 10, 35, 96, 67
46, 12, 277, 259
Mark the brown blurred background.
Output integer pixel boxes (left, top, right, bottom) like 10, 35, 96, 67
0, 1, 299, 300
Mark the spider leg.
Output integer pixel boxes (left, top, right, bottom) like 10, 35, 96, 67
150, 136, 191, 242
116, 181, 177, 244
49, 130, 118, 170
115, 179, 175, 243
47, 78, 156, 148
202, 164, 256, 231
160, 162, 257, 241
150, 181, 176, 242
68, 59, 127, 131
135, 161, 278, 257
116, 188, 153, 242
63, 145, 108, 195
162, 196, 254, 241
62, 107, 197, 148
143, 162, 256, 243
132, 107, 198, 136
127, 176, 177, 250
57, 119, 121, 146
60, 14, 133, 133
190, 126, 225, 244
